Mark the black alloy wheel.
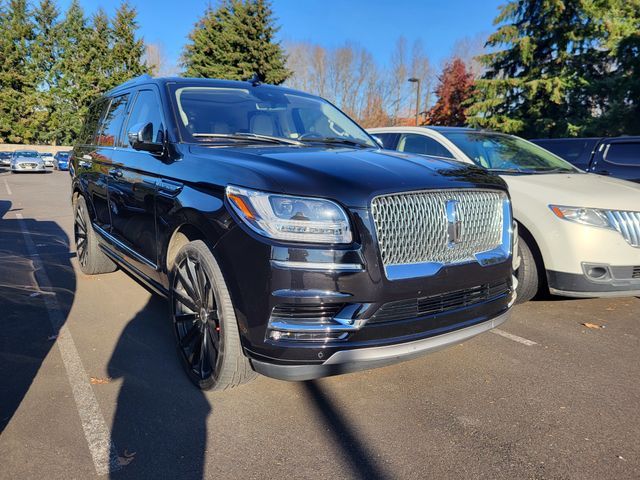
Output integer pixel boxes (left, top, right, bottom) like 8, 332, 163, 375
172, 253, 222, 385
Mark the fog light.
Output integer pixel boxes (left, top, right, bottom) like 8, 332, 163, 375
587, 266, 608, 279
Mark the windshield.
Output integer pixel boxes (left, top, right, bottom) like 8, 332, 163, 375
58, 153, 69, 158
15, 151, 39, 158
171, 85, 376, 148
441, 131, 578, 173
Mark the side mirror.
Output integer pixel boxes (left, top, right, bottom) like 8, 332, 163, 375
128, 122, 164, 154
371, 135, 384, 148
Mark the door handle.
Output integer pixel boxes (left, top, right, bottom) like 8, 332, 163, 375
109, 168, 123, 178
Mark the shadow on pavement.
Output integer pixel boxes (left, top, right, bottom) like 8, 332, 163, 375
0, 199, 76, 432
302, 380, 391, 480
107, 296, 211, 479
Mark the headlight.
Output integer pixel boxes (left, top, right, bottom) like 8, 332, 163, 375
549, 205, 610, 228
226, 185, 352, 244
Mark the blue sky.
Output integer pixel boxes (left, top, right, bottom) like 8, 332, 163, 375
57, 0, 505, 69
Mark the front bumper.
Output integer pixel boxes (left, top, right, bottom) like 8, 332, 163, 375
548, 266, 640, 298
251, 308, 511, 380
11, 163, 46, 172
213, 206, 515, 375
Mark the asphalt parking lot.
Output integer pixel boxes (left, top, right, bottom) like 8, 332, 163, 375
0, 168, 639, 480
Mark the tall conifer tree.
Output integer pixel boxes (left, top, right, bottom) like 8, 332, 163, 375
182, 0, 290, 84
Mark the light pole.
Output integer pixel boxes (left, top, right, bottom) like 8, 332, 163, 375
408, 77, 421, 126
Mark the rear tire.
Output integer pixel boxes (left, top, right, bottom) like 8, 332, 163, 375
170, 240, 256, 391
73, 195, 117, 275
515, 235, 541, 304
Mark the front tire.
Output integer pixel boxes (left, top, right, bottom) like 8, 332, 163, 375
170, 240, 256, 391
73, 195, 117, 275
515, 235, 542, 304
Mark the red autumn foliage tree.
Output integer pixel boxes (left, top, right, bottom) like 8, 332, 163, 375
425, 58, 475, 126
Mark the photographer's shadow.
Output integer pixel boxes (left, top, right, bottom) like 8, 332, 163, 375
108, 296, 211, 479
0, 200, 76, 432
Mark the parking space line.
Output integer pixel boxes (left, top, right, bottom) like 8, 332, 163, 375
3, 178, 11, 195
16, 213, 120, 476
491, 328, 538, 346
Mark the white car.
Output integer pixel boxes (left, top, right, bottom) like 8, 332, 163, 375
10, 150, 47, 173
40, 153, 55, 167
369, 126, 640, 302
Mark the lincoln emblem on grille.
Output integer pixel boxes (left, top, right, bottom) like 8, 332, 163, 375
445, 199, 462, 246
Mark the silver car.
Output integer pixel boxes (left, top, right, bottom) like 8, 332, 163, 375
10, 150, 47, 173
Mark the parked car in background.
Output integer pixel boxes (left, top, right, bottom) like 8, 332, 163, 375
54, 151, 71, 170
71, 76, 516, 391
41, 152, 55, 168
0, 151, 11, 166
369, 126, 640, 302
531, 137, 640, 183
10, 150, 47, 173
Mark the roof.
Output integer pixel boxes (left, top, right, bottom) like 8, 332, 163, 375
107, 75, 313, 98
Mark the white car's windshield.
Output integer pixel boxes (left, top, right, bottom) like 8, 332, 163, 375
16, 151, 39, 158
442, 131, 578, 173
171, 85, 376, 148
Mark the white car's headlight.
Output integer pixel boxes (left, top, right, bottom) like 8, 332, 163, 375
549, 205, 610, 228
226, 185, 352, 244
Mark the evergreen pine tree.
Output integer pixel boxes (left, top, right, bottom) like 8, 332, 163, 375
182, 0, 290, 84
0, 0, 36, 143
31, 0, 60, 144
467, 0, 595, 137
49, 0, 91, 145
85, 9, 115, 94
110, 2, 149, 86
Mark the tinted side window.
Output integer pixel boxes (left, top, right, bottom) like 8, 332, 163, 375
533, 139, 598, 167
605, 143, 640, 166
96, 95, 129, 147
398, 134, 454, 159
123, 89, 165, 145
79, 98, 109, 146
372, 133, 398, 149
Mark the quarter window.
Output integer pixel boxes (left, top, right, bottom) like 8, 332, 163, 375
96, 95, 130, 147
605, 143, 640, 167
397, 134, 455, 159
123, 89, 165, 145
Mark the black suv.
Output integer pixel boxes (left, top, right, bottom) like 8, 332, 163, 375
71, 75, 516, 390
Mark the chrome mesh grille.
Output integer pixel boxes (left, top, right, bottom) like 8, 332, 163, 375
371, 190, 505, 266
604, 210, 640, 247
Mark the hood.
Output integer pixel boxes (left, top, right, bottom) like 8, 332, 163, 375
185, 145, 506, 208
502, 172, 640, 211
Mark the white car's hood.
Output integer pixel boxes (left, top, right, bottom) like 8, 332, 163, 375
502, 172, 640, 211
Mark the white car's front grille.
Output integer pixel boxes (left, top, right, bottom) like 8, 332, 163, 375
371, 189, 506, 268
605, 210, 640, 247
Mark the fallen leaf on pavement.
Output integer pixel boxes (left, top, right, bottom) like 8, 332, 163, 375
582, 322, 604, 329
117, 450, 136, 466
90, 377, 111, 385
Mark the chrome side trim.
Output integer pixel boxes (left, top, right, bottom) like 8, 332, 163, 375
271, 289, 352, 298
93, 223, 158, 270
270, 260, 364, 272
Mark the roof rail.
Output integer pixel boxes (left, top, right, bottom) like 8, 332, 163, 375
109, 74, 153, 92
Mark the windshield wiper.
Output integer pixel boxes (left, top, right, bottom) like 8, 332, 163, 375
192, 133, 303, 146
298, 136, 372, 148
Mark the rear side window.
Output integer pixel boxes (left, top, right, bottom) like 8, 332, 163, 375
397, 134, 454, 159
96, 95, 130, 147
605, 143, 640, 166
372, 133, 398, 149
79, 98, 109, 146
123, 90, 165, 145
